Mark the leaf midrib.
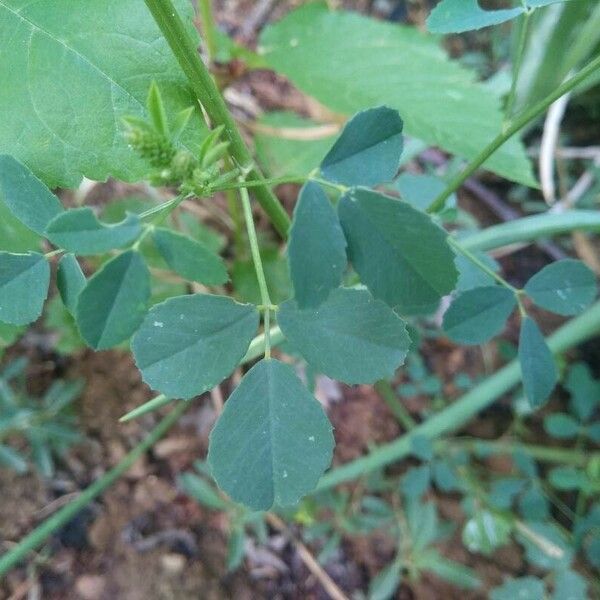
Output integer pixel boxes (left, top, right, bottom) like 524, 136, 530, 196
140, 308, 257, 370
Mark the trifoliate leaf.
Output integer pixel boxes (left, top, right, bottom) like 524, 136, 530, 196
0, 0, 206, 187
278, 288, 410, 383
0, 252, 49, 325
76, 250, 150, 350
287, 182, 346, 308
519, 317, 558, 408
427, 0, 524, 34
443, 286, 516, 344
339, 188, 457, 314
524, 259, 597, 316
0, 156, 63, 235
320, 107, 403, 186
45, 208, 142, 255
56, 254, 86, 315
208, 359, 334, 511
152, 227, 228, 285
132, 294, 259, 399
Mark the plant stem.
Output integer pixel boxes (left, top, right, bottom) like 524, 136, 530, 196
239, 185, 274, 359
316, 299, 600, 491
444, 438, 598, 467
461, 209, 600, 252
449, 237, 519, 294
504, 11, 531, 122
212, 175, 307, 192
427, 52, 600, 214
374, 380, 416, 431
0, 400, 188, 577
198, 0, 218, 63
143, 0, 291, 236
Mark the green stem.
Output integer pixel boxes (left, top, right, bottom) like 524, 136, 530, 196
0, 401, 188, 577
427, 53, 600, 214
374, 380, 416, 431
119, 394, 170, 422
316, 300, 600, 491
239, 185, 274, 359
198, 0, 218, 62
504, 11, 531, 122
143, 0, 291, 237
460, 210, 600, 252
445, 438, 598, 467
212, 175, 307, 192
449, 237, 519, 294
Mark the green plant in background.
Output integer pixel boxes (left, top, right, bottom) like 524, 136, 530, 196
0, 358, 82, 476
0, 0, 599, 595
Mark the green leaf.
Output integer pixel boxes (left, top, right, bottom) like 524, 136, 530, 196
524, 259, 597, 316
491, 577, 545, 600
0, 198, 41, 254
519, 317, 558, 408
260, 3, 535, 186
0, 0, 206, 187
427, 0, 524, 34
0, 156, 64, 235
395, 173, 457, 213
45, 297, 87, 355
553, 569, 588, 600
339, 188, 457, 314
255, 111, 336, 178
443, 286, 516, 344
548, 466, 587, 491
279, 288, 410, 383
462, 510, 512, 555
320, 107, 403, 186
565, 362, 600, 422
56, 254, 86, 315
132, 294, 259, 399
401, 465, 431, 499
544, 413, 580, 439
178, 472, 230, 511
0, 321, 24, 357
0, 252, 49, 325
455, 251, 499, 291
527, 0, 574, 6
519, 487, 550, 521
517, 522, 572, 571
152, 228, 228, 285
420, 550, 480, 590
208, 359, 334, 511
368, 562, 402, 600
76, 250, 150, 350
45, 208, 142, 255
287, 182, 346, 308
